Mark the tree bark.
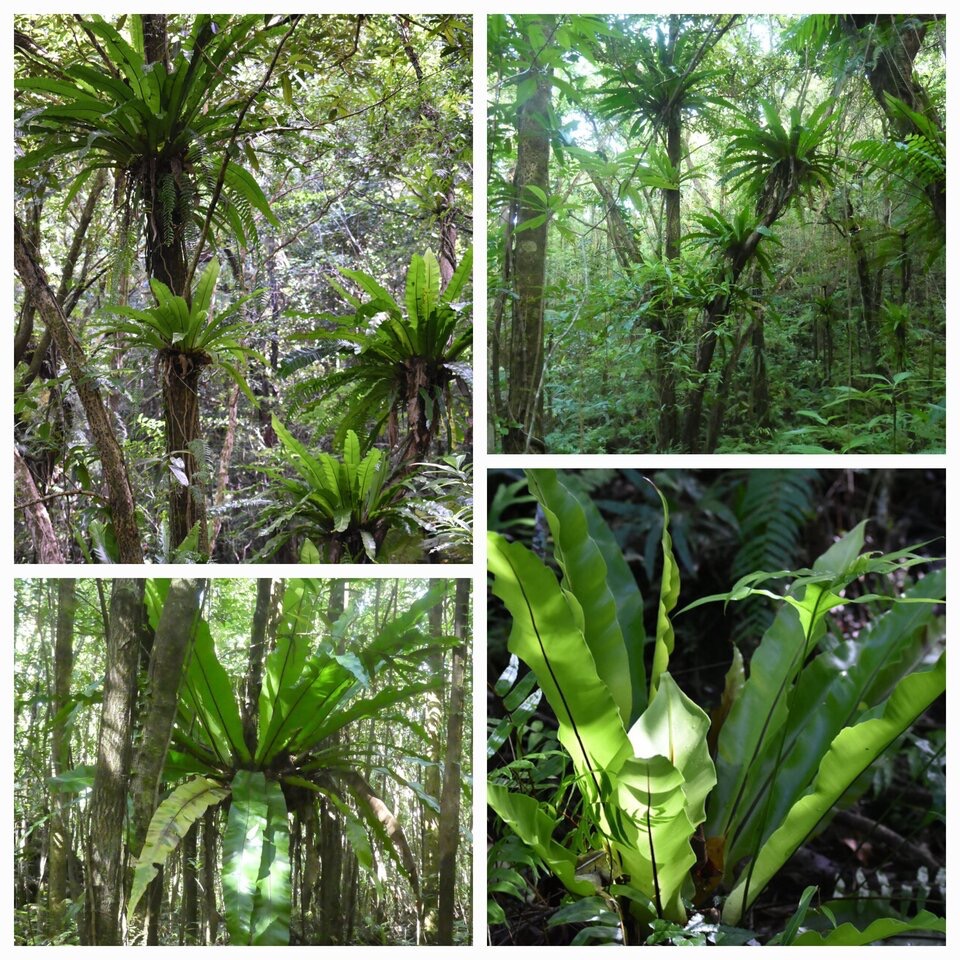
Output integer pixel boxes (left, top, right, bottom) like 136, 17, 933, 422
504, 16, 556, 453
437, 579, 468, 944
655, 16, 684, 450
844, 15, 944, 229
130, 579, 203, 857
318, 581, 346, 941
182, 822, 199, 943
202, 808, 219, 944
420, 594, 446, 940
242, 579, 273, 756
48, 579, 76, 932
86, 579, 144, 945
14, 218, 143, 563
14, 449, 65, 563
129, 579, 202, 943
162, 357, 211, 554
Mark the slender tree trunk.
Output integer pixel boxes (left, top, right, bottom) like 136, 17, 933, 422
182, 823, 199, 943
130, 580, 202, 856
651, 17, 684, 449
129, 579, 202, 943
420, 596, 446, 940
242, 579, 273, 755
208, 383, 240, 558
437, 579, 468, 944
504, 16, 556, 453
682, 189, 790, 450
202, 809, 219, 944
162, 359, 210, 554
48, 579, 76, 932
14, 449, 64, 563
14, 218, 143, 563
318, 581, 346, 940
86, 579, 144, 945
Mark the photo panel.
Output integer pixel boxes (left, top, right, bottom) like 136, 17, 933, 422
487, 13, 945, 454
14, 13, 474, 564
487, 467, 945, 945
13, 576, 472, 945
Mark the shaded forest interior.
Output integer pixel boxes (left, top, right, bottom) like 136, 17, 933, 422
15, 13, 473, 563
487, 468, 944, 945
15, 578, 471, 945
489, 14, 945, 454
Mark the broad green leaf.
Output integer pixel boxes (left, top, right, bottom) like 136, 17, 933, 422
723, 654, 945, 923
223, 771, 290, 945
338, 265, 399, 313
223, 770, 267, 944
487, 782, 597, 898
181, 616, 251, 765
256, 657, 353, 765
294, 680, 439, 754
614, 675, 715, 922
488, 533, 632, 795
250, 778, 291, 945
792, 911, 946, 945
257, 581, 313, 739
47, 765, 95, 794
440, 246, 473, 304
129, 776, 229, 915
526, 469, 634, 725
726, 570, 944, 866
649, 486, 680, 699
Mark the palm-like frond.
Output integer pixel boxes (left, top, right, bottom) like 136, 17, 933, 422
15, 15, 278, 248
99, 258, 263, 400
595, 28, 732, 136
722, 98, 843, 213
259, 417, 410, 562
687, 207, 781, 278
285, 248, 473, 450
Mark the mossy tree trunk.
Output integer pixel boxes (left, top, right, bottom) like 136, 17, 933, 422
48, 579, 75, 932
86, 580, 144, 945
504, 16, 556, 453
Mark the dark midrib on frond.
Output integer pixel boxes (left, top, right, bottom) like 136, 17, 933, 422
502, 549, 605, 805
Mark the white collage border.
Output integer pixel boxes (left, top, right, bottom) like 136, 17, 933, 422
4, 2, 955, 954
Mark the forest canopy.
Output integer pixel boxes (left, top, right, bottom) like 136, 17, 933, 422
15, 577, 471, 946
14, 13, 473, 563
488, 14, 945, 454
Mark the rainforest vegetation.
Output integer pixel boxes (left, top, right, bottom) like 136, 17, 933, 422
488, 468, 945, 945
15, 577, 471, 946
14, 14, 472, 563
488, 15, 945, 453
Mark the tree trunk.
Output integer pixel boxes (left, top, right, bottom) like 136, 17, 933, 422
162, 357, 210, 554
182, 823, 199, 944
682, 193, 789, 451
14, 449, 64, 563
14, 218, 143, 563
504, 16, 556, 453
437, 579, 468, 944
242, 579, 272, 754
655, 20, 684, 450
318, 580, 346, 941
86, 579, 144, 945
129, 578, 201, 943
48, 579, 76, 932
844, 15, 944, 229
130, 580, 202, 856
202, 808, 219, 944
420, 595, 446, 940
